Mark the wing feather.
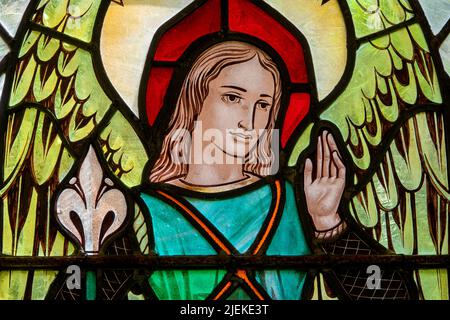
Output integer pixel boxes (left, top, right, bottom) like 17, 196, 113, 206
1, 0, 149, 299
290, 2, 448, 300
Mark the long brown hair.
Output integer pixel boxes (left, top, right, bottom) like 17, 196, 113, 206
150, 41, 282, 183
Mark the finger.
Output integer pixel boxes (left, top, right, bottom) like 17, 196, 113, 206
316, 136, 323, 179
327, 132, 339, 154
328, 133, 345, 167
327, 133, 344, 178
304, 158, 313, 186
333, 151, 346, 179
322, 131, 330, 177
327, 134, 338, 177
330, 154, 337, 177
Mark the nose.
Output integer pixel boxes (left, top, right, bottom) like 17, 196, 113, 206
238, 103, 254, 131
238, 120, 250, 130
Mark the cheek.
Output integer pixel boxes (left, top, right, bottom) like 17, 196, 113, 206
198, 97, 224, 130
202, 103, 242, 131
253, 110, 271, 130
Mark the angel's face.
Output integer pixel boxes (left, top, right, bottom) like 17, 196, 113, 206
196, 56, 275, 159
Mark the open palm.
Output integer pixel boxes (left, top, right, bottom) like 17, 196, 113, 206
304, 131, 346, 231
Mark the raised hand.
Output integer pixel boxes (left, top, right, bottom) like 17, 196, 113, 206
304, 131, 346, 232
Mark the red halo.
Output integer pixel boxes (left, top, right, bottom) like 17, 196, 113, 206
146, 0, 310, 148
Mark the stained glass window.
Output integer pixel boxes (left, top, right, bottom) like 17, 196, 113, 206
0, 0, 449, 303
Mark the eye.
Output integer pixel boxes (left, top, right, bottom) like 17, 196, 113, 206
256, 101, 271, 111
222, 94, 242, 104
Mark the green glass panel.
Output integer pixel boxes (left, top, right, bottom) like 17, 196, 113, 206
127, 292, 145, 300
9, 36, 112, 143
30, 270, 58, 300
34, 0, 102, 43
132, 204, 150, 255
347, 0, 414, 38
351, 182, 380, 229
99, 111, 148, 188
86, 271, 96, 301
1, 107, 76, 258
415, 269, 448, 300
321, 24, 441, 171
0, 269, 58, 300
310, 273, 338, 300
418, 0, 450, 35
0, 0, 30, 36
0, 270, 29, 299
255, 270, 307, 300
149, 270, 226, 300
226, 287, 252, 300
141, 193, 217, 255
288, 122, 313, 166
351, 111, 448, 258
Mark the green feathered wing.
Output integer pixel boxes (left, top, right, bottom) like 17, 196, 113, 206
0, 0, 148, 299
290, 0, 448, 300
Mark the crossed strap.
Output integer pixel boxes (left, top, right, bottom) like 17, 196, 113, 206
157, 180, 284, 300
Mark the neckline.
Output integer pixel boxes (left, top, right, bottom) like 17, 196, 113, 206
163, 172, 263, 194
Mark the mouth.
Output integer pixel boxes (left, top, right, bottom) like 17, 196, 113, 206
230, 131, 253, 141
232, 133, 252, 140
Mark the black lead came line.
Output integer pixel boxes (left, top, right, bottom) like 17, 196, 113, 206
435, 19, 450, 47
0, 254, 448, 270
0, 23, 13, 46
0, 53, 11, 74
28, 22, 94, 52
355, 18, 419, 47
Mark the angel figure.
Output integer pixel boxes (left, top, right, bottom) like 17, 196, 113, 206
0, 0, 448, 301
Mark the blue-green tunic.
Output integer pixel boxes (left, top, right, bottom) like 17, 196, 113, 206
140, 181, 310, 300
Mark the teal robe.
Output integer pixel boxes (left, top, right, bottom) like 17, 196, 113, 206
140, 180, 310, 300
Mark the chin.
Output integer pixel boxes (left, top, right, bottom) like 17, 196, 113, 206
224, 143, 257, 160
224, 150, 247, 160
